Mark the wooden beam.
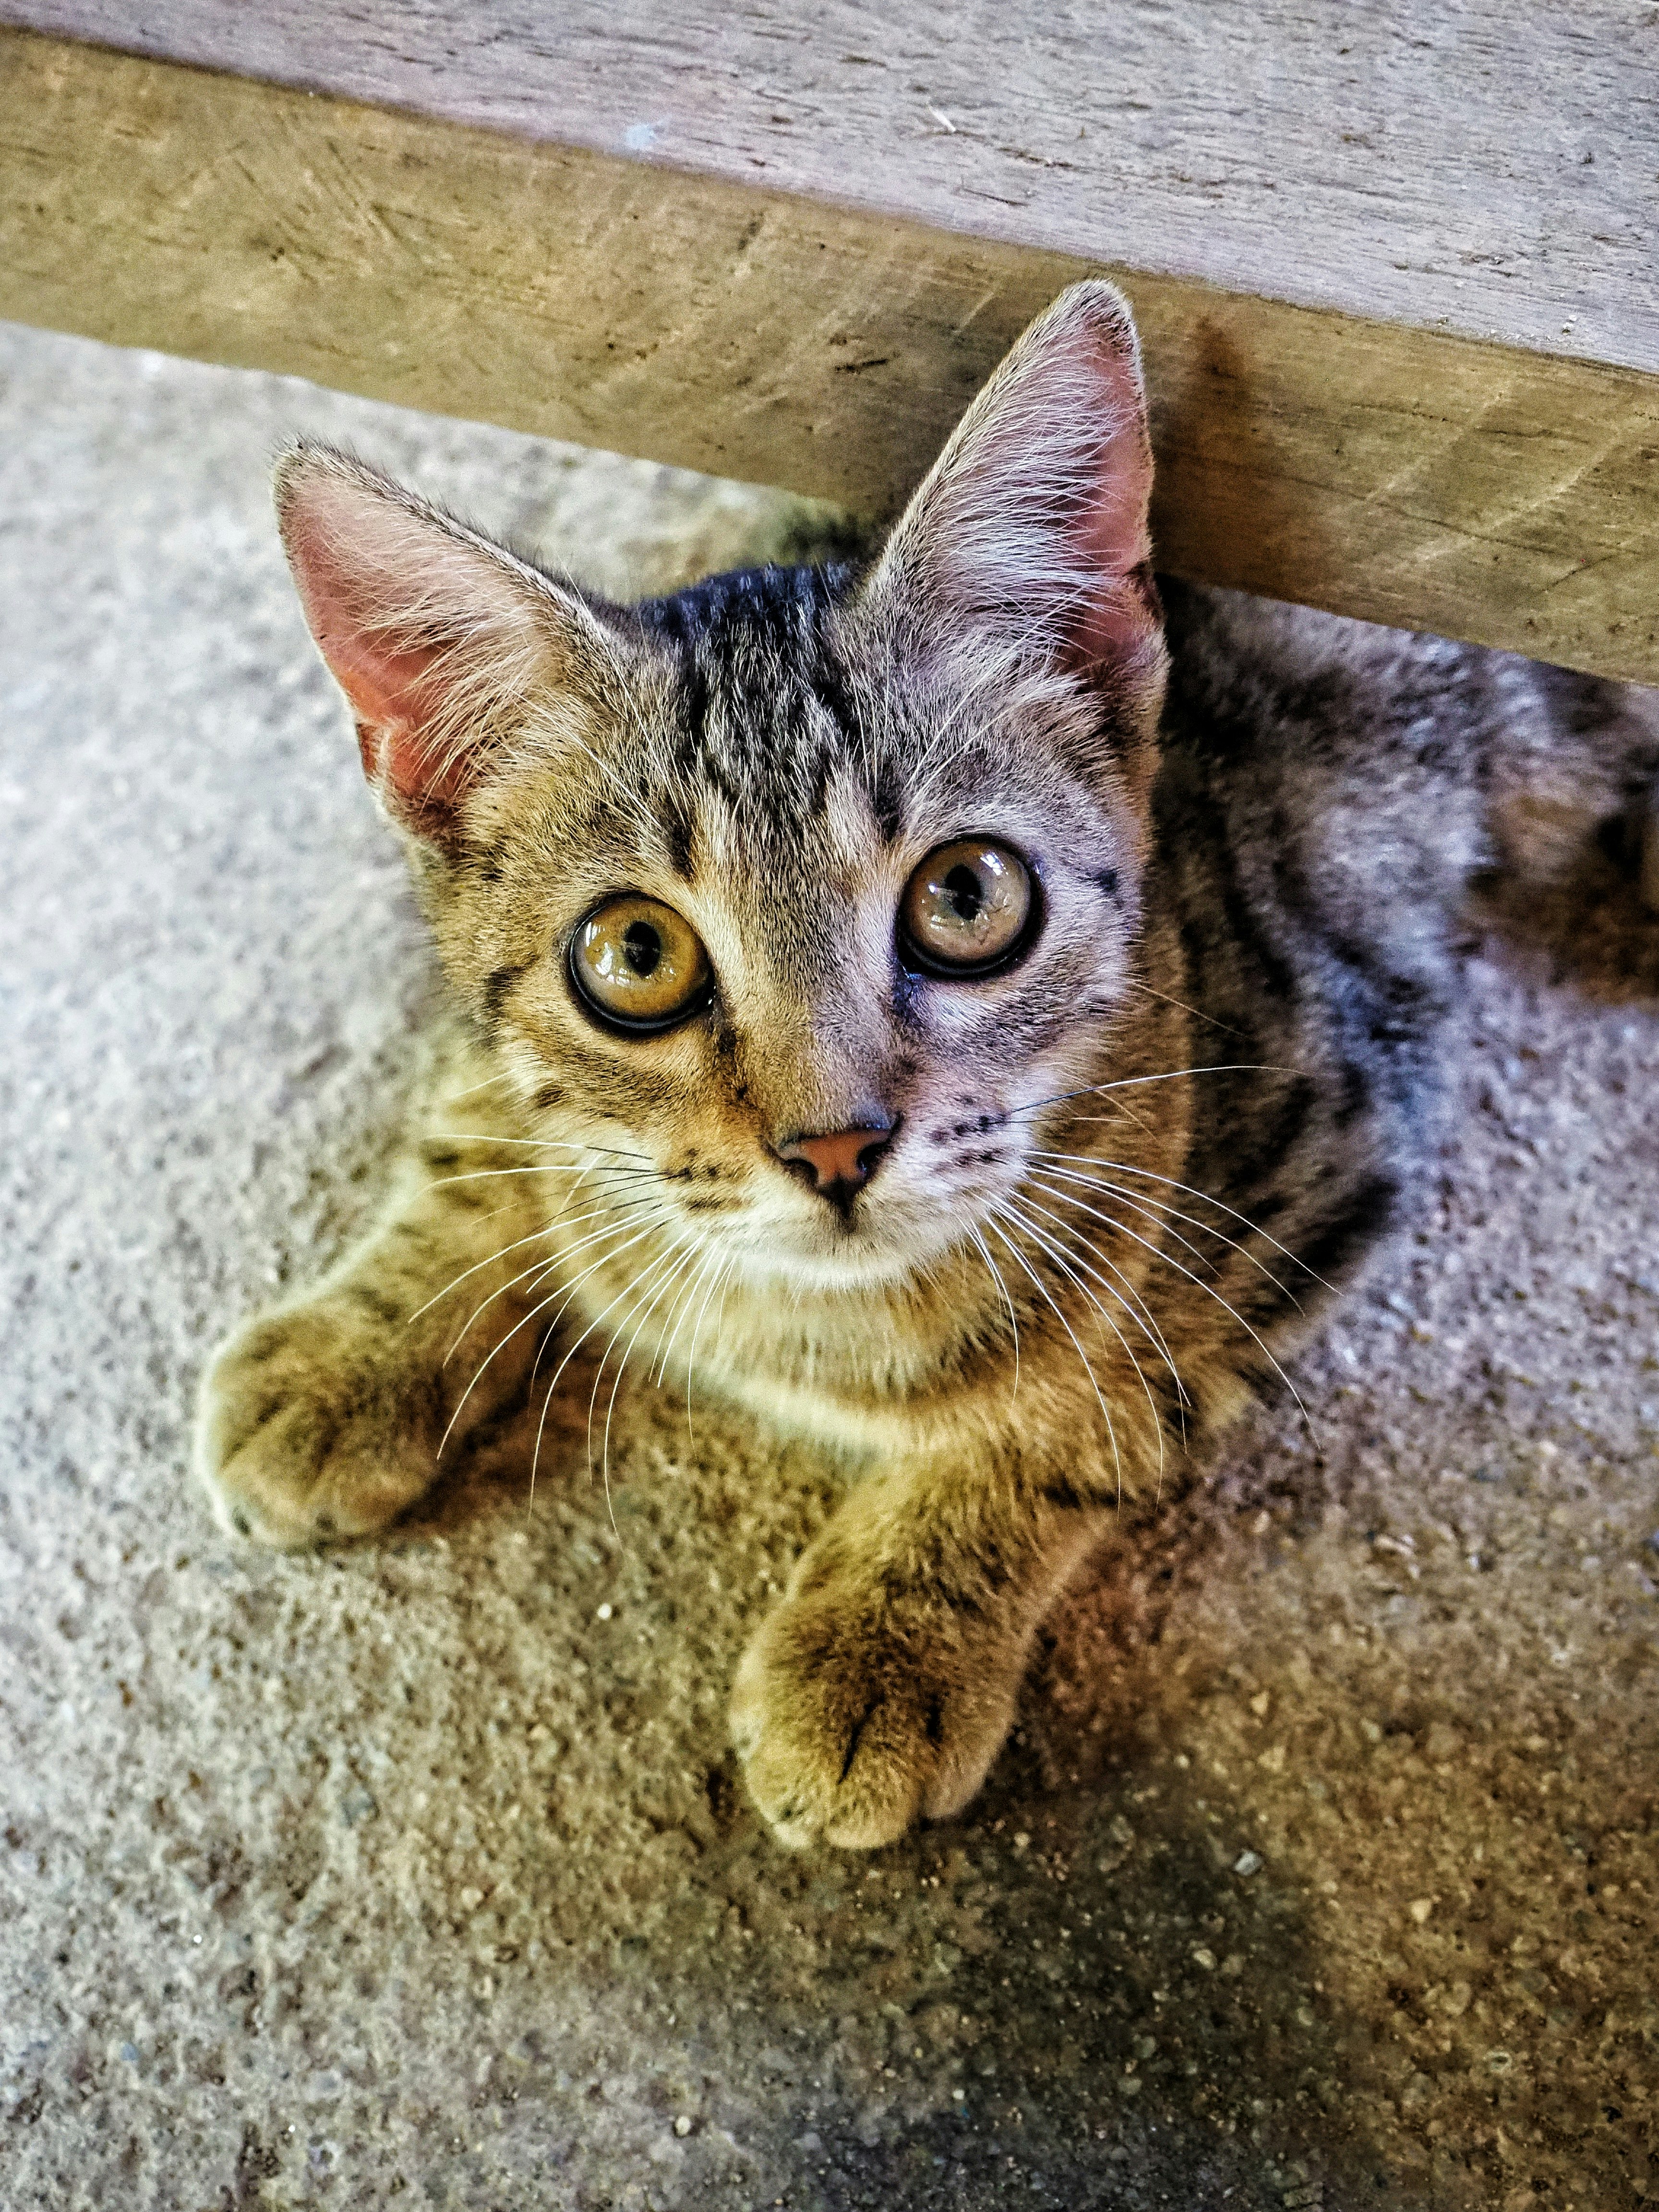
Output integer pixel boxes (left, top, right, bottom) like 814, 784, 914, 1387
3, 26, 1657, 681
12, 0, 1656, 379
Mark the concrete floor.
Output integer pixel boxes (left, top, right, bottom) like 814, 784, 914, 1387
1, 321, 1656, 2212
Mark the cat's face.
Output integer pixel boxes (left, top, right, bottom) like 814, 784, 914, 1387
275, 282, 1167, 1294
441, 572, 1152, 1290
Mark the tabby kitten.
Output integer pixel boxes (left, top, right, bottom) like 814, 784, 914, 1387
197, 282, 1659, 1850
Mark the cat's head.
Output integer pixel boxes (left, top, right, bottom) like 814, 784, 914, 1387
275, 282, 1166, 1292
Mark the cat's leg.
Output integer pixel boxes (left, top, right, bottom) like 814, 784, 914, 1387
730, 1450, 1101, 1850
196, 1047, 548, 1548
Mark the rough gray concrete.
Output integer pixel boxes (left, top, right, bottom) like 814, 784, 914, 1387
1, 321, 1656, 2212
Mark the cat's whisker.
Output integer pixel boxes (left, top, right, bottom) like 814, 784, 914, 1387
985, 1208, 1124, 1505
1123, 974, 1249, 1038
1013, 1181, 1191, 1415
422, 1160, 659, 1195
433, 1069, 520, 1106
406, 1223, 558, 1330
438, 1195, 672, 1360
1029, 1148, 1332, 1292
684, 1255, 739, 1446
447, 1216, 675, 1461
1014, 1176, 1194, 1451
626, 1235, 708, 1404
436, 1133, 653, 1164
529, 1228, 694, 1517
440, 1206, 677, 1465
409, 1173, 663, 1334
522, 1208, 685, 1392
1028, 1161, 1303, 1317
1007, 1064, 1294, 1122
1010, 1182, 1199, 1474
594, 1236, 710, 1514
595, 1237, 707, 1526
963, 1220, 1020, 1404
652, 1239, 722, 1390
535, 1226, 697, 1437
996, 1194, 1166, 1492
1034, 1184, 1317, 1443
1083, 1091, 1157, 1140
647, 1248, 704, 1392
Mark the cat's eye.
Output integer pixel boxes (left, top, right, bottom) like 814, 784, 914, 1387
569, 895, 713, 1033
900, 838, 1035, 977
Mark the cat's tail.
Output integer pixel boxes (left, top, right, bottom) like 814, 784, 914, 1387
1486, 661, 1659, 913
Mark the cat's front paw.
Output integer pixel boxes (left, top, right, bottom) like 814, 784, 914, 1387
730, 1572, 1021, 1851
195, 1299, 448, 1549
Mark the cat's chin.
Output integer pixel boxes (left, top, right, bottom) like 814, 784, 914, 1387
721, 1226, 945, 1298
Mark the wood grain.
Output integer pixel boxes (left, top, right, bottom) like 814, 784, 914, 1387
9, 0, 1657, 376
2, 26, 1658, 681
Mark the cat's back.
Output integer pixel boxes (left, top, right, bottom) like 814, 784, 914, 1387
1151, 579, 1500, 986
1155, 576, 1656, 936
1142, 583, 1508, 1280
1157, 577, 1513, 793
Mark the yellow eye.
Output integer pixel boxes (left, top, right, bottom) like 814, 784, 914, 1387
569, 895, 712, 1032
900, 838, 1035, 975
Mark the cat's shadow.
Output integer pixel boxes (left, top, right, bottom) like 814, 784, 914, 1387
368, 1367, 1413, 2203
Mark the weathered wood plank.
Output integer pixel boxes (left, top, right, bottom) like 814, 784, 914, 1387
9, 0, 1658, 376
2, 27, 1658, 681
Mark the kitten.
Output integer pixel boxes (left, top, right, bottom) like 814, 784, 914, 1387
196, 282, 1659, 1850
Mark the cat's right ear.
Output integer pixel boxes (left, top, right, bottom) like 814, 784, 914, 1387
274, 445, 615, 851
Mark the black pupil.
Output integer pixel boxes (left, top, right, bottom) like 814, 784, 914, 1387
623, 919, 662, 977
943, 862, 984, 924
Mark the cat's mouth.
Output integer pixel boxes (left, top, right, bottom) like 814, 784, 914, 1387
705, 1187, 962, 1294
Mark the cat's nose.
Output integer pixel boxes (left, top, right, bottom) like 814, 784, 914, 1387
775, 1118, 898, 1201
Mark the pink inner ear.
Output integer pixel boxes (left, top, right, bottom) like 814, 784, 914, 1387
281, 490, 478, 827
321, 622, 470, 811
1061, 339, 1158, 671
1068, 565, 1160, 673
350, 699, 477, 830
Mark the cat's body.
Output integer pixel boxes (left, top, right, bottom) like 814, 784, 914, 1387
197, 286, 1659, 1849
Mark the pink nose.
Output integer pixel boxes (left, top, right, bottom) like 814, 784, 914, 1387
775, 1123, 896, 1197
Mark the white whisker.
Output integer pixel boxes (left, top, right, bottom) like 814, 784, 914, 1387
998, 1193, 1166, 1493
1013, 1182, 1189, 1411
439, 1195, 671, 1359
1029, 1148, 1331, 1292
1124, 974, 1248, 1037
1029, 1183, 1315, 1439
407, 1172, 662, 1334
683, 1254, 737, 1444
985, 1209, 1123, 1505
1009, 1064, 1294, 1121
964, 1219, 1020, 1404
421, 1161, 660, 1196
651, 1241, 720, 1389
1029, 1163, 1299, 1318
531, 1227, 697, 1450
439, 1206, 675, 1466
594, 1237, 706, 1527
435, 1069, 520, 1105
436, 1133, 652, 1163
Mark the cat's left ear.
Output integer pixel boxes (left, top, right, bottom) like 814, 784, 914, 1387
275, 445, 622, 851
864, 280, 1162, 691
